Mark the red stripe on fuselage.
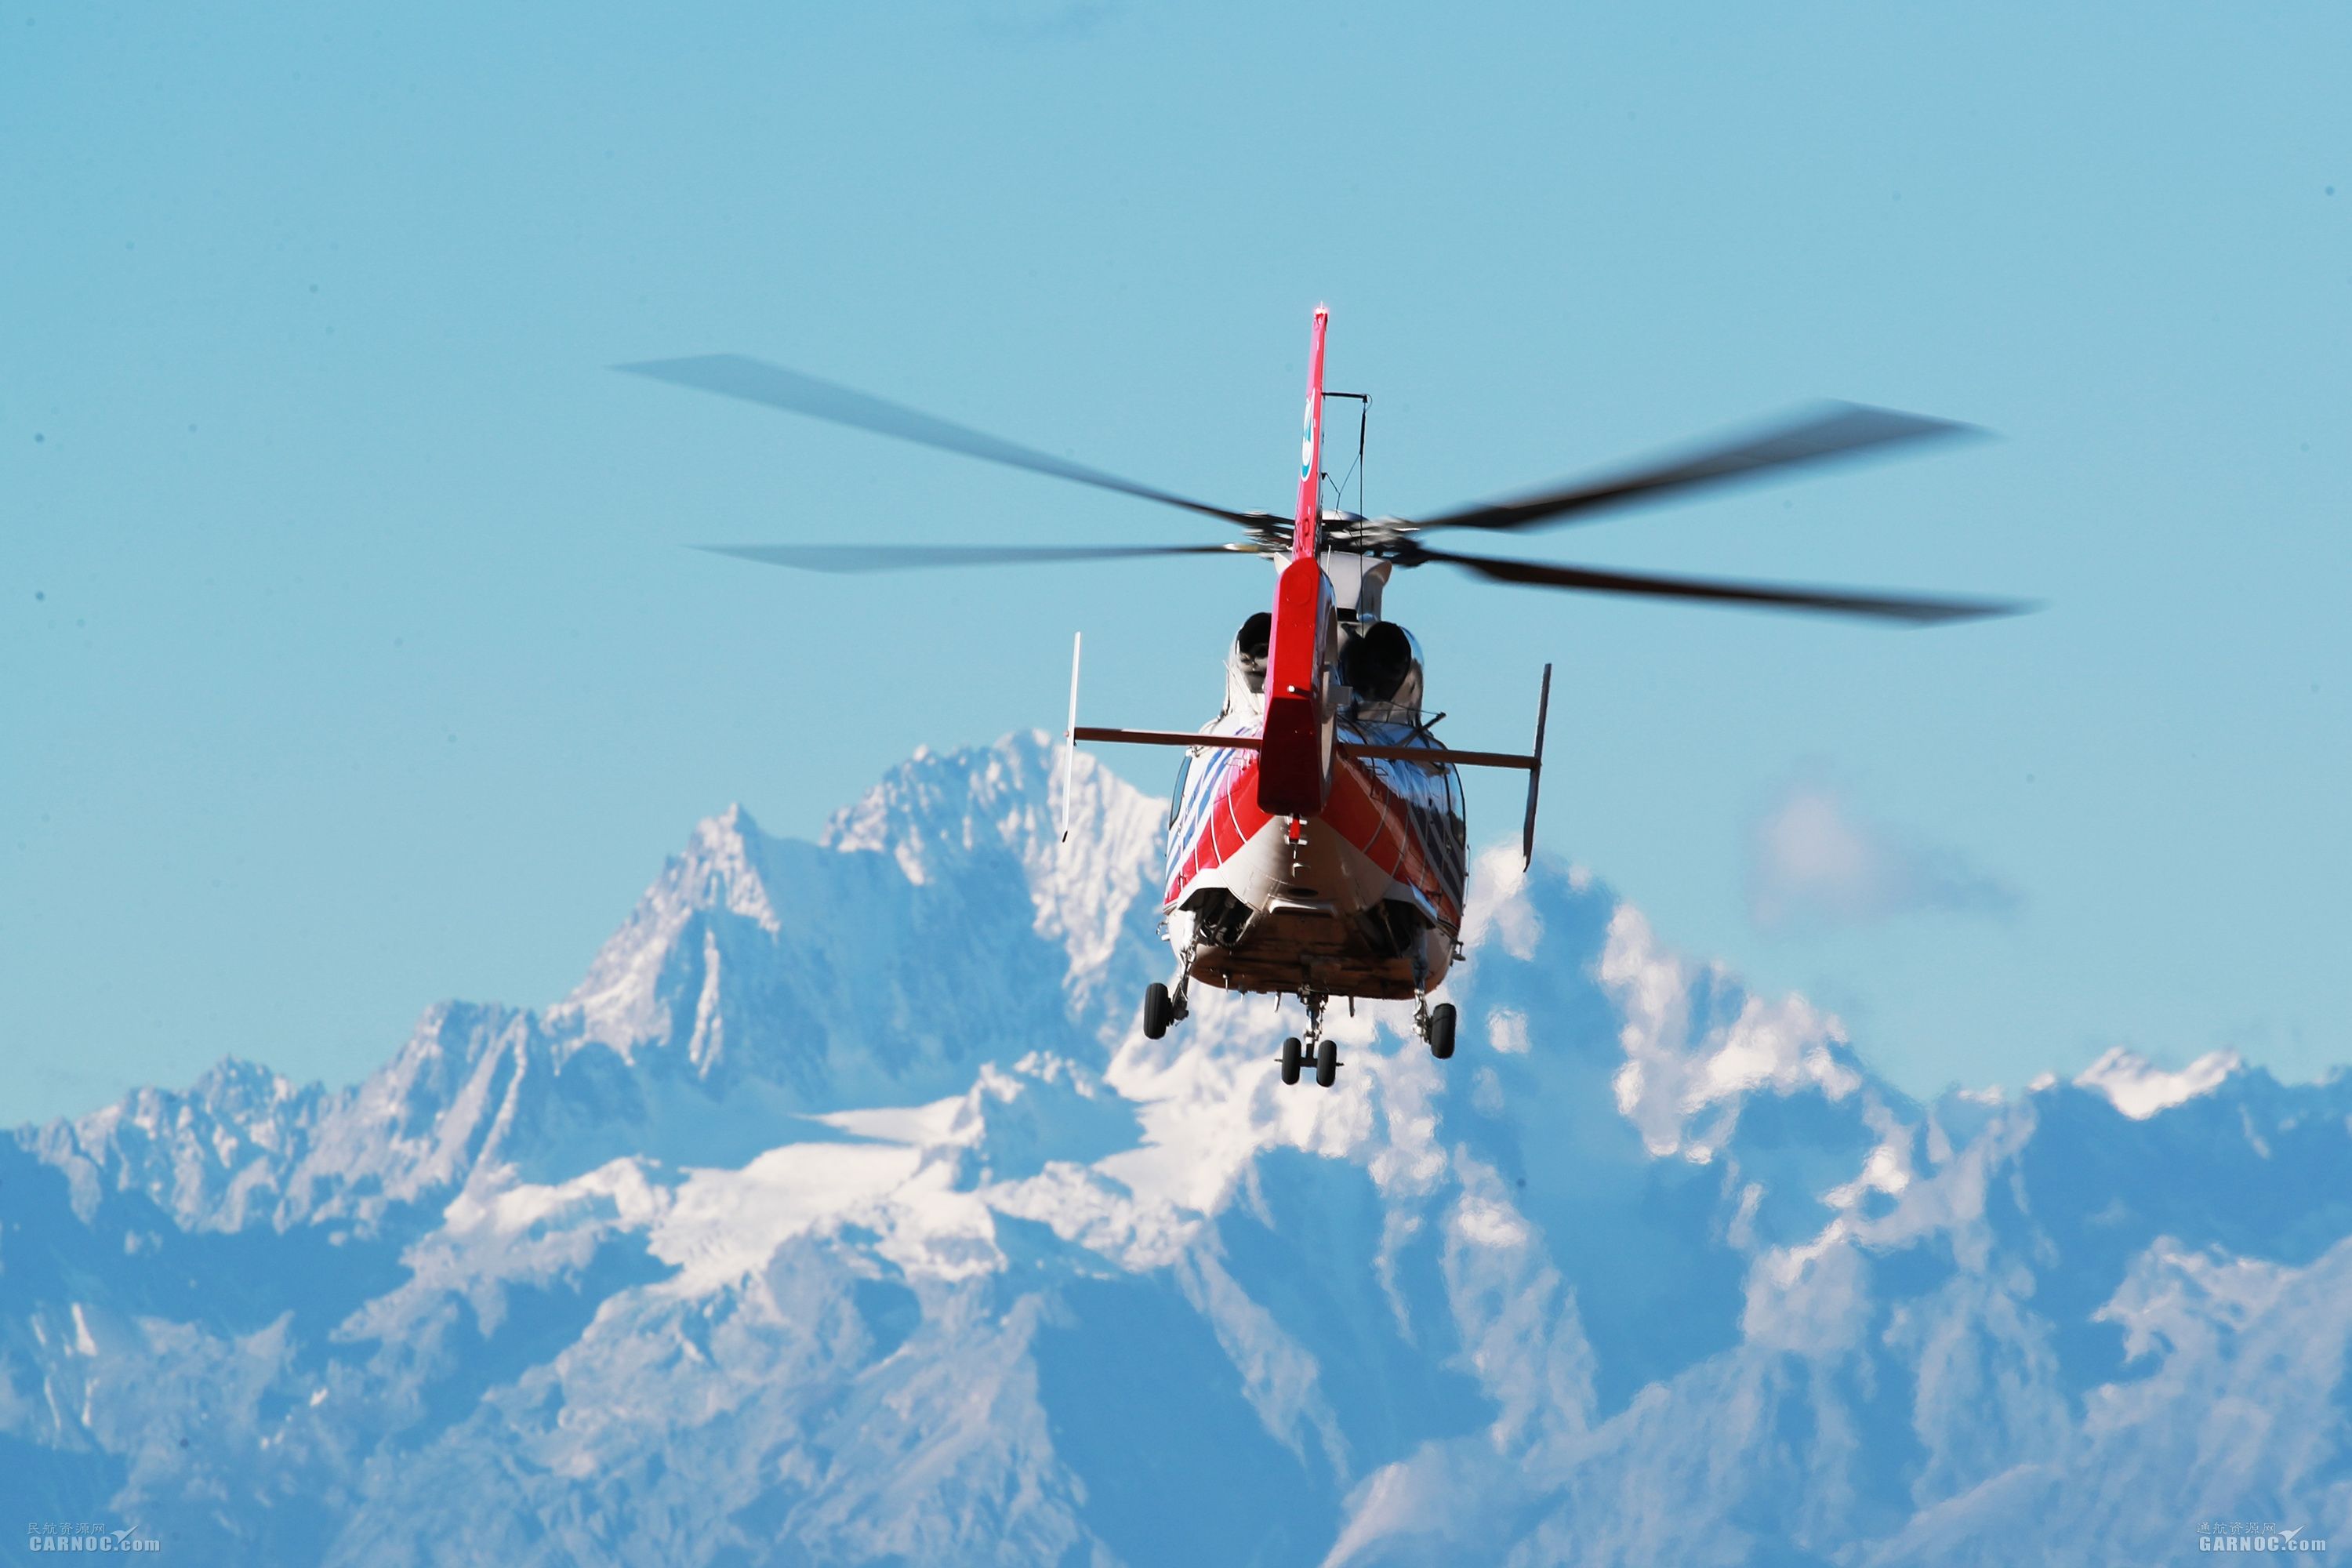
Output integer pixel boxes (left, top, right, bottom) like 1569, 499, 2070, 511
1164, 750, 1461, 926
1326, 756, 1461, 924
1165, 752, 1273, 907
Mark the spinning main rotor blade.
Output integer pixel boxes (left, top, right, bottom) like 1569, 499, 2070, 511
1412, 402, 1979, 535
621, 355, 1265, 529
697, 542, 1257, 574
1405, 543, 2026, 625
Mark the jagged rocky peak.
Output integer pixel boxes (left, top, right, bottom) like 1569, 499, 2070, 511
821, 729, 1160, 881
1454, 845, 1882, 1149
502, 733, 1167, 1133
614, 800, 786, 946
31, 1055, 323, 1231
818, 730, 1170, 1013
85, 1055, 314, 1138
557, 735, 1163, 1048
549, 801, 786, 1054
2072, 1042, 2243, 1119
680, 800, 787, 931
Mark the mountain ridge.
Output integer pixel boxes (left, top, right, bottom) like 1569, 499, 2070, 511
7, 731, 2343, 1566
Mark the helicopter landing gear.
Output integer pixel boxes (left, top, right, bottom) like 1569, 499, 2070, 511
1142, 983, 1174, 1040
1414, 990, 1457, 1059
1410, 956, 1457, 1062
1421, 1000, 1457, 1060
1276, 990, 1341, 1089
1141, 941, 1198, 1040
1141, 981, 1191, 1040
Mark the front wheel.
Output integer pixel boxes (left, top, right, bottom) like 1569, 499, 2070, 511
1428, 1002, 1457, 1061
1315, 1036, 1339, 1088
1142, 982, 1174, 1040
1279, 1036, 1303, 1085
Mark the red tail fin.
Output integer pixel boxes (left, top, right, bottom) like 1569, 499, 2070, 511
1260, 307, 1335, 818
1292, 304, 1329, 559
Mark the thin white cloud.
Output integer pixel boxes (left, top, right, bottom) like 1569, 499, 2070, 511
1745, 778, 2017, 934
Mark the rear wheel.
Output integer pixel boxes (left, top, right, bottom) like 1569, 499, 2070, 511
1315, 1036, 1339, 1088
1428, 1002, 1457, 1061
1142, 983, 1174, 1040
1279, 1036, 1303, 1085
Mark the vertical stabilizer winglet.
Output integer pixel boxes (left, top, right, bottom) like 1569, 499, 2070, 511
1060, 632, 1083, 844
1292, 305, 1329, 560
1520, 662, 1552, 869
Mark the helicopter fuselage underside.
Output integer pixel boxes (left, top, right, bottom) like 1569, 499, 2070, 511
1161, 728, 1466, 1001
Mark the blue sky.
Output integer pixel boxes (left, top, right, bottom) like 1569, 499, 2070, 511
5, 1, 2347, 1123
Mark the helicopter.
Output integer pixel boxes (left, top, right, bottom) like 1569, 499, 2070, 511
622, 307, 2023, 1090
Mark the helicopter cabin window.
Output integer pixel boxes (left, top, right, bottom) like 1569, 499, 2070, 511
1167, 750, 1192, 828
1443, 764, 1467, 847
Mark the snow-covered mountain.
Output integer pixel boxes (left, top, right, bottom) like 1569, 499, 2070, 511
7, 732, 2347, 1566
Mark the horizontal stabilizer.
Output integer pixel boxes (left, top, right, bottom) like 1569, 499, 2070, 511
1073, 726, 1259, 752
1071, 726, 1538, 771
1343, 741, 1537, 771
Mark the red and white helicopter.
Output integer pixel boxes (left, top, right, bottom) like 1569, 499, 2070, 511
625, 308, 2020, 1089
